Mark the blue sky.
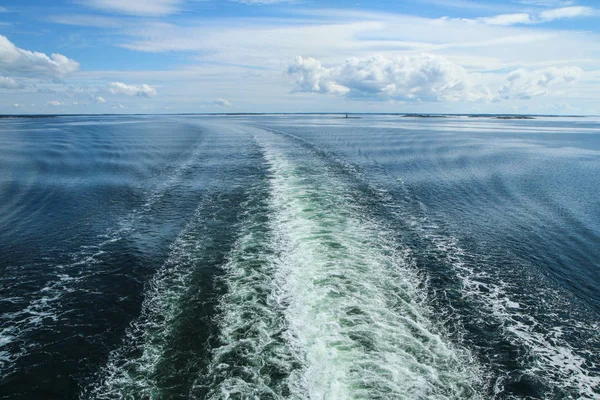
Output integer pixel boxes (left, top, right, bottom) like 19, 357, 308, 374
0, 0, 599, 114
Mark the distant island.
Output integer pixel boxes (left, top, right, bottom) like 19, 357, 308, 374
401, 114, 447, 118
468, 115, 535, 119
493, 115, 535, 120
400, 114, 536, 119
0, 115, 57, 119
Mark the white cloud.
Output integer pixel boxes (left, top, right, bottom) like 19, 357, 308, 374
47, 100, 63, 107
498, 66, 583, 99
539, 6, 595, 21
0, 76, 24, 89
108, 82, 157, 97
0, 35, 79, 78
49, 14, 122, 28
118, 19, 384, 57
114, 11, 594, 72
478, 6, 596, 26
0, 7, 8, 12
78, 0, 183, 16
481, 13, 533, 25
517, 0, 573, 6
94, 96, 106, 103
288, 54, 492, 102
13, 103, 20, 107
288, 57, 349, 95
214, 98, 232, 106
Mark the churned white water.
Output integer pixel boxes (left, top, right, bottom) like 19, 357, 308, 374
200, 129, 482, 399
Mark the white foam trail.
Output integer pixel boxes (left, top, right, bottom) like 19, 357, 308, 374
86, 199, 214, 399
199, 178, 306, 399
0, 137, 205, 381
292, 123, 600, 398
404, 200, 600, 398
201, 129, 481, 399
238, 124, 600, 398
455, 262, 600, 398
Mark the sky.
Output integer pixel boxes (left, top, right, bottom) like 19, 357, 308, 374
0, 0, 599, 114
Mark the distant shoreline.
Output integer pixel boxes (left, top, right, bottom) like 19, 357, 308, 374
0, 115, 58, 119
401, 114, 536, 120
0, 113, 591, 119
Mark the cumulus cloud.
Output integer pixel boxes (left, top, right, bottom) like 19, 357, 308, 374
288, 57, 349, 95
214, 98, 232, 107
78, 0, 183, 16
288, 54, 492, 102
0, 76, 24, 89
108, 82, 157, 97
498, 66, 583, 99
94, 96, 106, 103
47, 100, 63, 107
0, 35, 79, 78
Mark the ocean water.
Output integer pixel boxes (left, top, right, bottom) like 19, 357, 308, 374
0, 114, 598, 399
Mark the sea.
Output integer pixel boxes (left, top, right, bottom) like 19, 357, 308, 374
0, 114, 598, 399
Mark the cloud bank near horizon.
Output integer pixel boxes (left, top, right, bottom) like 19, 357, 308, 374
108, 82, 157, 97
288, 55, 582, 103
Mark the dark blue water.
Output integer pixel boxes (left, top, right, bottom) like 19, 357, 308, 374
0, 115, 598, 399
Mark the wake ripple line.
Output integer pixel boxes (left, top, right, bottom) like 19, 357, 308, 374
0, 136, 205, 382
85, 196, 216, 399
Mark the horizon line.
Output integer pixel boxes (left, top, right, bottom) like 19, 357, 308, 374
0, 112, 595, 118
